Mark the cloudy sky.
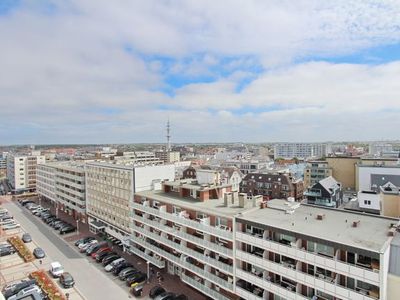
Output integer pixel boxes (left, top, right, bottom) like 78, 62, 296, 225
1, 0, 400, 145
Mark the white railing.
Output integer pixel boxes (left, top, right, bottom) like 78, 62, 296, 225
235, 231, 380, 285
131, 202, 233, 240
131, 227, 233, 274
132, 213, 233, 257
128, 245, 165, 268
181, 274, 231, 300
129, 235, 233, 290
235, 286, 264, 300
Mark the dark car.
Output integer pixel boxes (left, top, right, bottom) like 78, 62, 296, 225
87, 241, 108, 256
91, 247, 111, 259
33, 247, 45, 259
59, 272, 75, 288
0, 245, 16, 256
173, 294, 188, 300
111, 262, 132, 275
2, 279, 37, 299
155, 292, 176, 300
75, 236, 95, 247
101, 254, 120, 266
49, 218, 61, 227
22, 233, 32, 243
119, 267, 139, 281
45, 216, 57, 224
126, 272, 146, 287
41, 214, 54, 221
59, 225, 76, 234
96, 251, 116, 263
20, 200, 35, 206
149, 286, 166, 299
54, 222, 68, 230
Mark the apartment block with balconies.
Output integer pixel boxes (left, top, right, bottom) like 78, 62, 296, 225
128, 179, 262, 300
234, 199, 398, 300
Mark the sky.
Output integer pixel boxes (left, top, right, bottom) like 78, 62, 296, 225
1, 0, 400, 145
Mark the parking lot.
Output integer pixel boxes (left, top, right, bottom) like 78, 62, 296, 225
1, 196, 135, 300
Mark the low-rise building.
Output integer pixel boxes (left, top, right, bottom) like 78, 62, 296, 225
240, 172, 304, 201
304, 176, 342, 208
155, 151, 181, 163
380, 186, 400, 218
303, 160, 333, 188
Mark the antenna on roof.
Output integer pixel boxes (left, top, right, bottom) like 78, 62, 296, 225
166, 118, 171, 152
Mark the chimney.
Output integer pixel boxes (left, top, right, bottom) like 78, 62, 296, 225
224, 192, 231, 207
316, 214, 325, 220
239, 193, 247, 208
352, 220, 360, 228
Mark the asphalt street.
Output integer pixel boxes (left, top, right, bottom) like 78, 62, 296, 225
3, 200, 136, 300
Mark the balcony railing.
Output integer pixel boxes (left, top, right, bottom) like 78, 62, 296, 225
236, 232, 380, 285
235, 286, 264, 300
131, 227, 233, 274
129, 235, 233, 291
181, 274, 231, 300
132, 213, 233, 257
127, 245, 165, 268
132, 202, 233, 240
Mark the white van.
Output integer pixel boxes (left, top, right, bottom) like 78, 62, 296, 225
49, 262, 64, 278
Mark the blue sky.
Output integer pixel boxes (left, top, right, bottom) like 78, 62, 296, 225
1, 0, 400, 144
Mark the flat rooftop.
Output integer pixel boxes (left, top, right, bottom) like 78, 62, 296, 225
164, 180, 231, 191
238, 199, 398, 253
136, 190, 255, 218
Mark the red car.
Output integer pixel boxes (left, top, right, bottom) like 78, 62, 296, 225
91, 247, 112, 259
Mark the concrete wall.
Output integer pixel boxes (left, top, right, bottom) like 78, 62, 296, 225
326, 157, 360, 190
357, 166, 400, 191
387, 274, 400, 300
358, 191, 380, 211
134, 164, 175, 192
381, 192, 400, 218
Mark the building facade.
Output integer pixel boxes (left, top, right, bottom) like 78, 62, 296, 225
235, 199, 397, 300
356, 164, 400, 192
6, 152, 46, 193
274, 143, 330, 160
85, 162, 175, 241
304, 176, 342, 208
326, 157, 361, 190
155, 151, 181, 163
240, 172, 304, 201
303, 161, 333, 188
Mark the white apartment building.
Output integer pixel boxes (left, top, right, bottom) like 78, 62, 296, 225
235, 199, 397, 300
274, 143, 331, 160
129, 180, 259, 300
37, 162, 86, 221
7, 152, 46, 192
114, 151, 164, 165
85, 161, 175, 242
369, 143, 393, 156
222, 160, 270, 175
155, 151, 181, 163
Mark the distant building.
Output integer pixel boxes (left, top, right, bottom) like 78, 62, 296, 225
240, 171, 303, 201
221, 160, 269, 175
6, 151, 46, 193
274, 143, 330, 160
369, 143, 393, 156
155, 150, 181, 163
303, 160, 333, 188
356, 163, 400, 192
114, 151, 164, 165
304, 176, 342, 208
0, 155, 6, 179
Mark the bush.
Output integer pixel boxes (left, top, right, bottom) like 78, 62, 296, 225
7, 236, 35, 262
30, 270, 66, 300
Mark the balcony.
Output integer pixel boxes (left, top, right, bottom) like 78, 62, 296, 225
127, 245, 165, 268
181, 274, 230, 300
303, 190, 322, 197
235, 286, 264, 300
131, 227, 233, 274
129, 235, 233, 291
236, 232, 380, 285
132, 213, 233, 257
132, 202, 233, 240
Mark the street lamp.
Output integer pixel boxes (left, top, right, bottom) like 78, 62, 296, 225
76, 219, 79, 236
147, 261, 150, 283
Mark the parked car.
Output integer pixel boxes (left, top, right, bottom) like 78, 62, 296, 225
119, 267, 139, 281
102, 254, 121, 267
126, 272, 147, 287
59, 272, 75, 288
49, 219, 62, 227
79, 240, 98, 251
0, 219, 16, 225
149, 286, 166, 299
21, 200, 35, 207
33, 247, 45, 259
0, 245, 16, 256
154, 292, 177, 300
173, 294, 188, 300
7, 285, 42, 300
2, 279, 37, 299
59, 225, 76, 234
86, 241, 108, 256
75, 236, 95, 247
2, 223, 21, 230
104, 257, 125, 272
49, 261, 64, 278
54, 221, 68, 230
22, 233, 32, 243
45, 216, 57, 224
91, 247, 111, 259
111, 262, 132, 275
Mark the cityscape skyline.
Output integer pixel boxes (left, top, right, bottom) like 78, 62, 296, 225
1, 1, 400, 144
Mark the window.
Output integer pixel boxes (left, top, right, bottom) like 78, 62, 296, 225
364, 200, 371, 205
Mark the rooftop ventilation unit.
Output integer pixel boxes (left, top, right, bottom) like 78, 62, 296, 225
316, 214, 325, 220
352, 220, 360, 227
